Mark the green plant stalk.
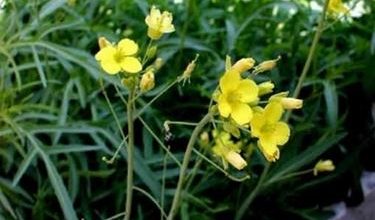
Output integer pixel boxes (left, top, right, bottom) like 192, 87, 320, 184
285, 0, 330, 120
125, 87, 135, 220
167, 112, 212, 220
236, 1, 331, 219
235, 163, 270, 220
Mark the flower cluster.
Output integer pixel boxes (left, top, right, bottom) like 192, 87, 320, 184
328, 0, 349, 16
211, 57, 303, 169
94, 6, 174, 93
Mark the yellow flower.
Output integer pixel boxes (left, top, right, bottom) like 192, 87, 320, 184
313, 160, 335, 176
217, 70, 259, 125
95, 38, 142, 74
139, 69, 155, 93
250, 102, 290, 162
212, 131, 247, 170
145, 6, 175, 40
328, 0, 349, 15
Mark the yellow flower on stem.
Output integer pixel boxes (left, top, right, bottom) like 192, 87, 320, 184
212, 131, 247, 170
313, 159, 335, 176
250, 102, 290, 162
217, 70, 259, 125
328, 0, 349, 15
145, 6, 175, 40
95, 38, 142, 74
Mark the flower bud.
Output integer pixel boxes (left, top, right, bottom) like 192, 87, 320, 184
121, 77, 136, 90
146, 45, 157, 59
224, 151, 247, 170
258, 81, 275, 96
253, 56, 281, 74
140, 70, 155, 93
154, 57, 163, 70
98, 37, 111, 49
200, 131, 209, 145
280, 98, 303, 109
180, 54, 199, 84
231, 58, 255, 74
313, 160, 335, 176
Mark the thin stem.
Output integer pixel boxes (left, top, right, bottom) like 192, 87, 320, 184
235, 163, 270, 220
167, 112, 213, 220
263, 169, 313, 187
285, 0, 330, 121
191, 148, 250, 182
125, 87, 135, 220
134, 79, 179, 119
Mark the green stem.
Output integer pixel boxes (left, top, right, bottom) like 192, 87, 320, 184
125, 87, 135, 220
235, 163, 270, 220
263, 169, 313, 187
167, 112, 212, 220
285, 0, 330, 121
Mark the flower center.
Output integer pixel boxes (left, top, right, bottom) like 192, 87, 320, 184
261, 123, 276, 134
113, 49, 125, 63
226, 91, 241, 104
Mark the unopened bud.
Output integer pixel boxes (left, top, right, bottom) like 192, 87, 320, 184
200, 132, 209, 145
121, 77, 136, 90
254, 56, 281, 74
146, 46, 157, 59
313, 159, 335, 176
224, 151, 247, 170
280, 98, 303, 109
258, 81, 275, 96
98, 37, 112, 49
180, 54, 199, 85
139, 70, 155, 93
231, 58, 255, 74
153, 57, 163, 70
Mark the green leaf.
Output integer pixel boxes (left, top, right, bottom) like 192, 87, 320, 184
26, 133, 78, 220
266, 132, 347, 185
323, 81, 338, 126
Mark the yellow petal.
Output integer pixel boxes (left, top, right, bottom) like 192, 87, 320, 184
231, 102, 253, 125
264, 102, 283, 123
95, 46, 116, 61
219, 70, 240, 94
249, 113, 264, 137
218, 94, 232, 118
118, 38, 138, 56
160, 11, 174, 32
120, 57, 142, 73
145, 6, 161, 28
258, 140, 279, 162
274, 122, 290, 145
236, 79, 259, 103
100, 60, 121, 75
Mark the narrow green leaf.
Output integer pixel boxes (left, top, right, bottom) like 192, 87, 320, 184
31, 46, 47, 87
266, 132, 346, 185
26, 133, 78, 220
12, 148, 38, 186
323, 81, 338, 126
0, 188, 17, 218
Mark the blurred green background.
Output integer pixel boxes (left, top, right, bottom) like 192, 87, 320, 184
0, 0, 374, 219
